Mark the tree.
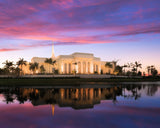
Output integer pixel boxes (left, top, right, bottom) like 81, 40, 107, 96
0, 68, 3, 75
131, 61, 142, 75
152, 69, 158, 77
122, 64, 128, 75
114, 65, 123, 75
130, 61, 142, 76
72, 62, 77, 74
135, 61, 142, 73
29, 62, 39, 74
3, 60, 14, 74
16, 58, 27, 75
15, 67, 21, 77
147, 65, 158, 77
150, 66, 158, 77
147, 66, 151, 76
10, 67, 16, 74
105, 62, 113, 74
137, 71, 142, 76
45, 58, 56, 74
40, 65, 46, 74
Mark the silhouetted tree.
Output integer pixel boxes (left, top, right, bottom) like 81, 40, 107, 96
147, 66, 151, 76
151, 66, 158, 77
137, 71, 142, 76
40, 65, 46, 74
114, 65, 123, 75
45, 58, 56, 74
122, 64, 128, 75
3, 60, 14, 74
29, 62, 39, 74
16, 58, 27, 75
105, 62, 113, 74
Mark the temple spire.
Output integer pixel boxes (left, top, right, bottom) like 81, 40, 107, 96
52, 42, 55, 59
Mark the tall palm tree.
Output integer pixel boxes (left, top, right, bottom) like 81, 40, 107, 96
16, 58, 27, 75
150, 65, 158, 77
40, 65, 46, 74
15, 67, 21, 77
10, 67, 15, 74
29, 62, 39, 74
134, 61, 142, 73
3, 60, 14, 74
147, 66, 151, 76
45, 58, 56, 74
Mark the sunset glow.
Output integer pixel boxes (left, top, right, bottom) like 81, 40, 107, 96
0, 0, 160, 72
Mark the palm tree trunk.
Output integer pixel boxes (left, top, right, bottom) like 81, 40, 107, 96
21, 65, 22, 76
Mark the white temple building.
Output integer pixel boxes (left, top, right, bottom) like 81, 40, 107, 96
22, 44, 116, 75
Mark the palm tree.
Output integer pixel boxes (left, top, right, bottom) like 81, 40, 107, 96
16, 58, 27, 75
147, 66, 151, 76
105, 62, 113, 74
122, 64, 128, 75
29, 62, 39, 74
0, 68, 3, 75
114, 65, 123, 75
15, 67, 21, 77
3, 60, 14, 74
130, 61, 142, 75
150, 65, 158, 77
72, 62, 77, 75
134, 61, 142, 74
45, 58, 56, 74
10, 67, 15, 74
40, 65, 46, 74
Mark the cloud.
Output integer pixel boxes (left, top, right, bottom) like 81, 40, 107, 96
111, 23, 160, 37
0, 48, 21, 52
0, 0, 160, 51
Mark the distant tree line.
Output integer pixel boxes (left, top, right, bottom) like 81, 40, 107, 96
0, 58, 159, 77
105, 61, 159, 77
0, 58, 57, 76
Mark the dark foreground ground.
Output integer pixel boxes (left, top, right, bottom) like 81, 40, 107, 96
0, 77, 160, 86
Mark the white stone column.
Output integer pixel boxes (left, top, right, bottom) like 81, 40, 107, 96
86, 62, 88, 74
81, 62, 83, 74
99, 64, 101, 74
61, 62, 64, 74
90, 62, 93, 74
66, 63, 68, 74
76, 64, 78, 73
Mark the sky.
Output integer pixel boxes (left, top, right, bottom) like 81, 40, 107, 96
0, 0, 160, 73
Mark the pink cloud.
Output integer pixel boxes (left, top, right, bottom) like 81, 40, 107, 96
0, 0, 159, 51
0, 48, 21, 52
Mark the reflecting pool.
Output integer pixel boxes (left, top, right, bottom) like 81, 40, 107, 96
0, 83, 160, 128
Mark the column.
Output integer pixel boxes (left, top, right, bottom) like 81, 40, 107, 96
61, 62, 64, 74
90, 62, 93, 74
99, 64, 101, 74
86, 62, 88, 74
81, 62, 83, 74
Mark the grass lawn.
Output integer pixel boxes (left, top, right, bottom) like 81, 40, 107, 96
0, 77, 160, 86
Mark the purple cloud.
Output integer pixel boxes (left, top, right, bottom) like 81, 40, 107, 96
0, 0, 160, 51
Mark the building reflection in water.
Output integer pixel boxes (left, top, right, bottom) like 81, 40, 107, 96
0, 84, 159, 116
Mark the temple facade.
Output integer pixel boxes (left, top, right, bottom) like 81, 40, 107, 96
22, 44, 116, 74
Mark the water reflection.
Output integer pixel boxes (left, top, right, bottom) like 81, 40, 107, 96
0, 84, 159, 110
0, 84, 160, 128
